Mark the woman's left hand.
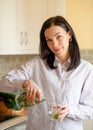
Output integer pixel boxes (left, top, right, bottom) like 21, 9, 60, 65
57, 104, 69, 122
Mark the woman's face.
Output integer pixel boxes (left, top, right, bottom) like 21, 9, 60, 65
44, 25, 72, 62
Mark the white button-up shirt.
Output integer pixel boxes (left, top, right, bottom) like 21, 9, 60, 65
0, 56, 93, 130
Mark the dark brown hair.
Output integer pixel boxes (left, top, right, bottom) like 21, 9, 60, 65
39, 15, 81, 71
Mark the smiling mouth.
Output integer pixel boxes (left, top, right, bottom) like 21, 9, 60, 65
54, 48, 61, 52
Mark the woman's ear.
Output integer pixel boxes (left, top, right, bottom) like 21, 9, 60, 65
68, 31, 72, 39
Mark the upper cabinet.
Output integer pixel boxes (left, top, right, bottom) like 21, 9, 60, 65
0, 0, 66, 55
17, 0, 47, 54
0, 0, 18, 54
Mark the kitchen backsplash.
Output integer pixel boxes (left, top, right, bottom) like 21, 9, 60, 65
0, 50, 93, 78
0, 54, 37, 79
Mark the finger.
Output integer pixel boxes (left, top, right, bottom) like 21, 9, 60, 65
51, 105, 57, 109
58, 104, 68, 110
29, 89, 37, 104
59, 109, 69, 117
58, 104, 69, 118
26, 85, 34, 103
22, 80, 29, 89
59, 109, 69, 115
26, 86, 30, 101
36, 89, 43, 102
59, 111, 68, 122
57, 104, 62, 109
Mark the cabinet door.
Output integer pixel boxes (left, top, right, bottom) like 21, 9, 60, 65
0, 0, 46, 54
0, 0, 18, 54
17, 0, 47, 54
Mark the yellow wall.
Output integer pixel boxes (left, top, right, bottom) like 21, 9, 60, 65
66, 0, 93, 49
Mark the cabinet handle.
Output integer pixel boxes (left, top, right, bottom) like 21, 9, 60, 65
20, 31, 24, 45
24, 32, 28, 45
20, 31, 28, 45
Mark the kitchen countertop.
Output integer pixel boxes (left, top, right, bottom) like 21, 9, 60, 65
0, 115, 27, 130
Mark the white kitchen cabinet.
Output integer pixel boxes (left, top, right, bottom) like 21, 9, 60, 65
0, 0, 66, 55
0, 0, 18, 54
17, 0, 47, 54
0, 0, 46, 54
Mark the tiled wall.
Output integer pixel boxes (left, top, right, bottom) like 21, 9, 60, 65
80, 50, 93, 64
0, 50, 93, 78
0, 55, 37, 78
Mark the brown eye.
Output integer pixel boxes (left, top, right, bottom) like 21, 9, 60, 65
46, 39, 52, 43
56, 35, 62, 40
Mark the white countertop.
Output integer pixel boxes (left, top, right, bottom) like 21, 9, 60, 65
0, 115, 27, 130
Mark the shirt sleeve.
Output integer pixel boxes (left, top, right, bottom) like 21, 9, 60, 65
67, 70, 93, 120
0, 59, 34, 92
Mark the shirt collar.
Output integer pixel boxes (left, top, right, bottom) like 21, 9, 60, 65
55, 56, 70, 71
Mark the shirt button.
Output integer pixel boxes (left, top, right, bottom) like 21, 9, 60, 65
62, 80, 64, 84
58, 77, 60, 81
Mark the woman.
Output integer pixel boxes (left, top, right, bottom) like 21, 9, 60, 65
0, 16, 93, 130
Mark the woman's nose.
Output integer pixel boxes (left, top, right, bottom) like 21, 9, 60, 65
52, 39, 58, 47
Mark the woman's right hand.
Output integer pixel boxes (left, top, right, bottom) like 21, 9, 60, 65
22, 80, 43, 105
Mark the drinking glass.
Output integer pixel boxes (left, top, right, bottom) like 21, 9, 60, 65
48, 100, 59, 121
